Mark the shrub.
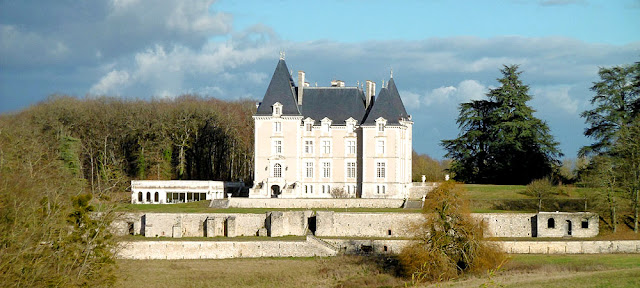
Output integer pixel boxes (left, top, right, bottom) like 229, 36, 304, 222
398, 182, 505, 284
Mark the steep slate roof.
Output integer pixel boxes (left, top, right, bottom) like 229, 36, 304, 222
255, 59, 301, 116
363, 77, 409, 124
299, 87, 367, 124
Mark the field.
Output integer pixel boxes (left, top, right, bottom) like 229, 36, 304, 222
115, 254, 640, 288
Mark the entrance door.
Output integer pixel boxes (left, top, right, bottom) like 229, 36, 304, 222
271, 185, 280, 198
566, 220, 572, 236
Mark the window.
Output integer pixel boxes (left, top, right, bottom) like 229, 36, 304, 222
305, 162, 314, 178
347, 162, 356, 178
322, 162, 331, 178
305, 185, 309, 193
347, 122, 354, 133
581, 220, 589, 229
146, 192, 151, 202
154, 192, 159, 202
347, 140, 356, 154
376, 185, 386, 194
548, 218, 555, 229
322, 123, 330, 133
304, 140, 314, 154
306, 123, 313, 132
273, 163, 282, 178
273, 140, 282, 154
378, 122, 384, 132
322, 140, 331, 154
138, 192, 142, 202
376, 162, 386, 178
322, 184, 331, 193
376, 140, 385, 154
274, 121, 281, 132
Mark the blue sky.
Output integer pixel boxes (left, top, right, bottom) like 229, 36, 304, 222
1, 0, 639, 159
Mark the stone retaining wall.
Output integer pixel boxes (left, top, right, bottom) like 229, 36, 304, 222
118, 236, 337, 260
117, 239, 640, 259
225, 198, 405, 209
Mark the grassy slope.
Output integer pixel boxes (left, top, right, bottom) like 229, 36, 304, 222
115, 254, 640, 288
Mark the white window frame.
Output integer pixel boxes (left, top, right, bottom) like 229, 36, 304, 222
273, 102, 283, 117
304, 140, 314, 154
346, 140, 356, 155
346, 162, 356, 179
322, 161, 331, 178
376, 161, 386, 179
305, 161, 314, 178
376, 139, 385, 155
322, 140, 331, 154
274, 121, 282, 133
306, 123, 313, 132
272, 139, 282, 155
273, 163, 282, 178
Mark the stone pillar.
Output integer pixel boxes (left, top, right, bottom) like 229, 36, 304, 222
225, 216, 237, 237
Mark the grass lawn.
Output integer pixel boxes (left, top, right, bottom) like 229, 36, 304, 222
115, 254, 640, 288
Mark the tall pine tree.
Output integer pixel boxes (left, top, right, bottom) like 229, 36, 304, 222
442, 65, 562, 184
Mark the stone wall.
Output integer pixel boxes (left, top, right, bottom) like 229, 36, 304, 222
112, 211, 599, 239
118, 236, 337, 259
117, 239, 640, 259
142, 213, 266, 238
477, 213, 537, 237
315, 211, 422, 238
226, 198, 405, 209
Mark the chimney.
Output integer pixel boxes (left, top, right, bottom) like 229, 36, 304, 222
366, 80, 375, 108
297, 71, 305, 104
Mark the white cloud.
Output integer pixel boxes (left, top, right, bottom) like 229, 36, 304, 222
418, 80, 487, 107
90, 70, 130, 95
400, 90, 421, 108
533, 85, 580, 115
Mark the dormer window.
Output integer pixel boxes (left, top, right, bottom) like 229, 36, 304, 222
375, 117, 387, 133
303, 118, 315, 133
321, 117, 332, 133
272, 102, 283, 117
345, 117, 357, 133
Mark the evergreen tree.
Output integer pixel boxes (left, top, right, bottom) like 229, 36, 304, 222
442, 65, 562, 184
580, 62, 640, 232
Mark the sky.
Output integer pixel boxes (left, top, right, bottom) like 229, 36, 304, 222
1, 0, 639, 159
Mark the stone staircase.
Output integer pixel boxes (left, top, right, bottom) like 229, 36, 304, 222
408, 182, 439, 199
306, 234, 339, 256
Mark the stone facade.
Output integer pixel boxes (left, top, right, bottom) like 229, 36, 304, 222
250, 59, 412, 199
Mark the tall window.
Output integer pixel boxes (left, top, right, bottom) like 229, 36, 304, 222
378, 123, 384, 132
376, 140, 385, 154
273, 163, 282, 178
306, 123, 313, 132
347, 123, 354, 133
274, 121, 281, 132
322, 123, 330, 133
347, 140, 356, 154
323, 162, 331, 178
275, 106, 281, 115
376, 162, 386, 178
322, 185, 331, 193
273, 140, 282, 154
377, 185, 386, 194
304, 140, 314, 154
305, 162, 314, 178
347, 162, 356, 178
322, 140, 331, 154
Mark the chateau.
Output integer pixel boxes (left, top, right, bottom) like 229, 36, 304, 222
249, 57, 413, 199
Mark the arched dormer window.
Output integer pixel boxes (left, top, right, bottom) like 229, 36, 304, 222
272, 102, 283, 117
273, 163, 282, 178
